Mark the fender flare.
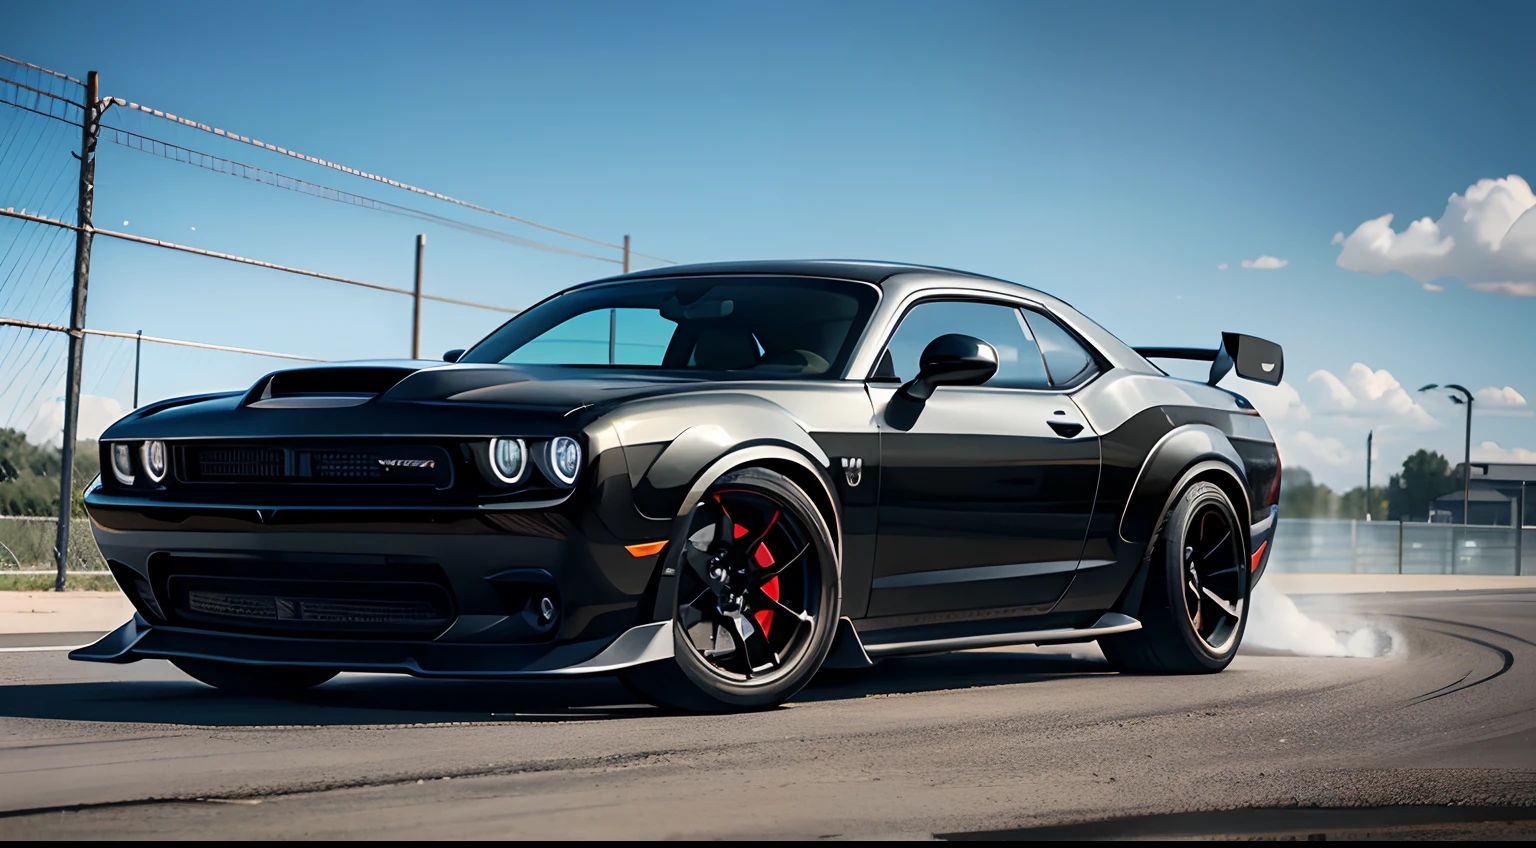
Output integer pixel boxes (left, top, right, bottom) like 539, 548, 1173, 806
645, 444, 844, 622
1117, 424, 1252, 552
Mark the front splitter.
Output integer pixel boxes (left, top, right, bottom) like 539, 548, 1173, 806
69, 616, 674, 678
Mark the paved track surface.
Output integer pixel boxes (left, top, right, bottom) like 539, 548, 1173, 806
1, 590, 1532, 840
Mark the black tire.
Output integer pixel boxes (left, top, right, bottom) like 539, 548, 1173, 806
1100, 481, 1250, 674
622, 467, 840, 712
172, 658, 337, 696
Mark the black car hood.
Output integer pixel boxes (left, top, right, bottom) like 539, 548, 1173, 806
100, 361, 720, 441
380, 362, 711, 410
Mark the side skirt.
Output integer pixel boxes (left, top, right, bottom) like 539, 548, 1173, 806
836, 612, 1142, 662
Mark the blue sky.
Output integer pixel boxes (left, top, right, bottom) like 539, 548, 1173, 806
3, 0, 1533, 489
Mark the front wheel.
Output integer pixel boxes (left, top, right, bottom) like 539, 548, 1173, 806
172, 658, 337, 696
1100, 480, 1250, 674
622, 468, 840, 712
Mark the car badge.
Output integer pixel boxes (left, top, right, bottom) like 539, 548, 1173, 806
841, 457, 863, 488
378, 458, 435, 469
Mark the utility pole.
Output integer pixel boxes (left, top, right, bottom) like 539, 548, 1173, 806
132, 330, 141, 408
608, 235, 630, 366
1462, 394, 1473, 525
412, 234, 425, 359
1365, 430, 1373, 521
54, 70, 100, 592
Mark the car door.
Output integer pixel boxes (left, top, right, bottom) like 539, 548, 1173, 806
866, 299, 1102, 619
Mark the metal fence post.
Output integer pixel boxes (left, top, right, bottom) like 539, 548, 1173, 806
53, 70, 99, 592
1397, 520, 1404, 574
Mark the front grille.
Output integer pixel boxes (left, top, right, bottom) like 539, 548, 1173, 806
311, 451, 384, 480
196, 447, 285, 479
177, 443, 452, 487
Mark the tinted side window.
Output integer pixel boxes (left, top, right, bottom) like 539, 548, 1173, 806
882, 301, 1050, 390
1021, 309, 1098, 387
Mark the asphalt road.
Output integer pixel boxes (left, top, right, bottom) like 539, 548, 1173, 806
1, 590, 1532, 840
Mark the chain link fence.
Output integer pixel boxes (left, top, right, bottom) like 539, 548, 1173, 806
1270, 518, 1534, 576
0, 515, 105, 571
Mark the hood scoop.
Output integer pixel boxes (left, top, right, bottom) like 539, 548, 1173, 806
244, 365, 421, 409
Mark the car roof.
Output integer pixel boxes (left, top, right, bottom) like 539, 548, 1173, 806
579, 259, 1158, 376
588, 259, 1025, 289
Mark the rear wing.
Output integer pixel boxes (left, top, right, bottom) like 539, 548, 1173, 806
1135, 333, 1283, 386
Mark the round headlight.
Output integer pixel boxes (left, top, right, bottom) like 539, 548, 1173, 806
110, 443, 135, 486
140, 440, 168, 484
549, 436, 581, 486
488, 437, 527, 484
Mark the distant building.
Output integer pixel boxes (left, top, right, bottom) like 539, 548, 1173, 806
1432, 463, 1536, 526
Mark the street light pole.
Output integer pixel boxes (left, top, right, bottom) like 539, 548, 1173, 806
1419, 383, 1475, 524
1365, 429, 1373, 521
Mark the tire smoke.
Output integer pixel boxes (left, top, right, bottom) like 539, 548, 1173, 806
1243, 581, 1397, 658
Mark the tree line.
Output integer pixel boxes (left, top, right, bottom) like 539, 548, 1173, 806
0, 428, 99, 517
1281, 449, 1463, 521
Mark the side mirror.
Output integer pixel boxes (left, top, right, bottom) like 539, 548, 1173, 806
900, 334, 998, 401
443, 349, 465, 363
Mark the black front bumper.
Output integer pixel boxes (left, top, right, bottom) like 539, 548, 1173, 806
78, 477, 675, 675
71, 615, 674, 677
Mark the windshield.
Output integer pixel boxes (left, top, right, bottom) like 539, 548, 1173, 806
462, 276, 880, 379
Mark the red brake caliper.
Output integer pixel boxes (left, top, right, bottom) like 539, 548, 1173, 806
754, 543, 778, 637
731, 522, 778, 637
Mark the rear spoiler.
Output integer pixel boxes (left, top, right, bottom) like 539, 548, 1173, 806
1135, 332, 1283, 386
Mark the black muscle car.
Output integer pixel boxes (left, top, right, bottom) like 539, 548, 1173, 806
75, 260, 1283, 712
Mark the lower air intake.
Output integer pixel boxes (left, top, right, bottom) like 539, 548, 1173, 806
186, 591, 441, 624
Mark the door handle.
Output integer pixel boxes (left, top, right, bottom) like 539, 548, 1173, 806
1048, 420, 1084, 438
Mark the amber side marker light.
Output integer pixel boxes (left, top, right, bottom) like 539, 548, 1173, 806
625, 540, 668, 557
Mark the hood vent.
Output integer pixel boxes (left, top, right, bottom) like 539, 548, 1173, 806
244, 366, 419, 409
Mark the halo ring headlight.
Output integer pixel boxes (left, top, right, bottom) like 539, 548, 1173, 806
549, 436, 582, 487
139, 440, 168, 484
110, 443, 135, 486
488, 437, 528, 484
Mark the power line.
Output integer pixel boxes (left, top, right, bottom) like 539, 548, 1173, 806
0, 76, 84, 110
0, 54, 83, 86
0, 317, 321, 361
0, 207, 523, 314
101, 124, 622, 264
110, 97, 675, 265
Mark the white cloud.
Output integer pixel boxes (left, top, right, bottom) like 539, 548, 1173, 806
1334, 174, 1536, 293
1421, 282, 1444, 292
1305, 363, 1437, 428
1217, 263, 1229, 270
21, 395, 126, 448
1280, 430, 1352, 468
1472, 441, 1536, 463
1468, 281, 1536, 297
1229, 378, 1310, 421
1477, 386, 1527, 407
1241, 255, 1288, 270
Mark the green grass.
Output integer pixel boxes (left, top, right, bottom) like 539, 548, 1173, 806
0, 517, 105, 570
0, 572, 119, 591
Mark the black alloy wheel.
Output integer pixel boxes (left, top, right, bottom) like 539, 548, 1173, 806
1179, 498, 1245, 654
622, 467, 839, 711
1100, 481, 1250, 673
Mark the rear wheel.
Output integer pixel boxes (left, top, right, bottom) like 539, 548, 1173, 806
172, 658, 337, 695
622, 468, 839, 712
1100, 481, 1249, 673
